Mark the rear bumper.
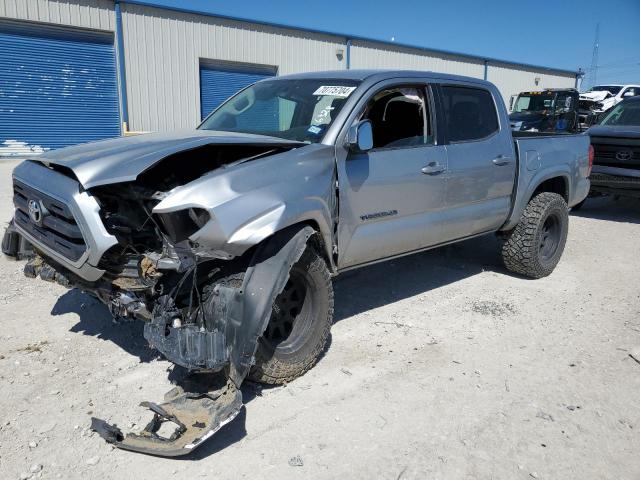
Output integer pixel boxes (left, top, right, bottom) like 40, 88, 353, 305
570, 177, 591, 207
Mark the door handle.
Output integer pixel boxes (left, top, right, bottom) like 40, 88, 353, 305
421, 162, 446, 175
492, 155, 512, 166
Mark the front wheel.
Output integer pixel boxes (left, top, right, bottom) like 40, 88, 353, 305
501, 192, 569, 279
248, 246, 334, 385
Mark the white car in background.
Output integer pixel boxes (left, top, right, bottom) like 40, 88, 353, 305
580, 85, 640, 114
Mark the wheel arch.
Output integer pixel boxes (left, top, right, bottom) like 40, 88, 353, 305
531, 175, 569, 203
248, 218, 334, 272
502, 171, 570, 231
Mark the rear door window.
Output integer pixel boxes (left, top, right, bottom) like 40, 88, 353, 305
440, 86, 499, 142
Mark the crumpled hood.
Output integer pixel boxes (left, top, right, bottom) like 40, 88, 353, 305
580, 91, 611, 102
31, 130, 304, 189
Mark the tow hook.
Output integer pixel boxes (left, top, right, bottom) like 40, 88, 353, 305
91, 373, 243, 457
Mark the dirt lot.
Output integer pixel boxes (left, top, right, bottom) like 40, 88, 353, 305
0, 159, 638, 480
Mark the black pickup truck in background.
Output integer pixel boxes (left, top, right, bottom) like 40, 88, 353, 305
587, 96, 640, 199
509, 88, 580, 133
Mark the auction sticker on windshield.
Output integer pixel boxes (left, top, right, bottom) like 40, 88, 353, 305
313, 86, 357, 97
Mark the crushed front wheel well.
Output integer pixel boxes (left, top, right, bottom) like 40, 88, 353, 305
260, 219, 334, 272
299, 220, 332, 269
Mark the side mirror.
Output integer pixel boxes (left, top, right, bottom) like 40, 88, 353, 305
347, 120, 373, 152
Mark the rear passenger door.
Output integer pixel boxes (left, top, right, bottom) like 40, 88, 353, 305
437, 84, 516, 241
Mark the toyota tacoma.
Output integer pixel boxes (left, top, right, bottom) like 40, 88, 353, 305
3, 70, 590, 456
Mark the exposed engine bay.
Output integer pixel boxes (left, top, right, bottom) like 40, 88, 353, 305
4, 136, 333, 456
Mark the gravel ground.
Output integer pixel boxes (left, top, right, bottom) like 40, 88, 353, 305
0, 159, 638, 480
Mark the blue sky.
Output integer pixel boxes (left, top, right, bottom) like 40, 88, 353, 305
145, 0, 640, 86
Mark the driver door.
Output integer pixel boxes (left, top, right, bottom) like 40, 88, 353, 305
336, 83, 449, 269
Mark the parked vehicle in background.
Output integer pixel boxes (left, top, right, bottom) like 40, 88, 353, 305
509, 89, 580, 133
586, 96, 640, 199
579, 85, 640, 129
2, 70, 590, 457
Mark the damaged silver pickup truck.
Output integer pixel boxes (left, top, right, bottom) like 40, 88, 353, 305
3, 70, 591, 456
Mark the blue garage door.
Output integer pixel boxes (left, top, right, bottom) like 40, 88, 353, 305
0, 22, 120, 156
200, 63, 276, 120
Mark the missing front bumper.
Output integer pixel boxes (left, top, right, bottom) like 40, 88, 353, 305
91, 374, 242, 457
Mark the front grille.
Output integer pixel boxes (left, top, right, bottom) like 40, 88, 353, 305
591, 137, 640, 170
13, 179, 87, 262
593, 144, 640, 160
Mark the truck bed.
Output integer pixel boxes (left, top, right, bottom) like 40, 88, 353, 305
502, 132, 591, 230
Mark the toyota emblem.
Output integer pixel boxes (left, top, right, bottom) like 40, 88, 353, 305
28, 199, 43, 225
616, 149, 632, 161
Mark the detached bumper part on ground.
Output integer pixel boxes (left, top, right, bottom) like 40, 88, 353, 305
91, 375, 242, 457
89, 227, 316, 456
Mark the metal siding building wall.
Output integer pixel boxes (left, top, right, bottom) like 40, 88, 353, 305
350, 40, 485, 79
0, 0, 114, 31
487, 63, 576, 106
120, 3, 347, 131
0, 0, 580, 136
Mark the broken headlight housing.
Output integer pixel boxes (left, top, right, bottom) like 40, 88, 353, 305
155, 208, 210, 243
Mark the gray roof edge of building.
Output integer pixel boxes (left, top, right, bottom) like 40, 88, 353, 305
116, 0, 581, 77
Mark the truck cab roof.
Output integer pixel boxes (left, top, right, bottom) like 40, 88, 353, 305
271, 69, 496, 88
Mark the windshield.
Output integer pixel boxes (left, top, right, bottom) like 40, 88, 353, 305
198, 79, 361, 143
600, 101, 640, 126
512, 94, 554, 113
588, 85, 623, 95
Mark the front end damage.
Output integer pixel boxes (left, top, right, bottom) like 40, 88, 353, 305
91, 375, 242, 457
20, 225, 315, 456
6, 136, 334, 456
578, 91, 614, 129
578, 98, 602, 130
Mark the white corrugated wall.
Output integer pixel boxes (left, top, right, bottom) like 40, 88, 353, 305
120, 3, 347, 131
0, 0, 114, 31
350, 40, 486, 79
487, 63, 576, 106
0, 0, 579, 133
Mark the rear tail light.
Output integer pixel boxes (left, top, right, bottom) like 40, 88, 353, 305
588, 144, 594, 176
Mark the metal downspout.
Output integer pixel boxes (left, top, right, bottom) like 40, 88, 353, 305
483, 60, 488, 80
114, 0, 130, 133
575, 68, 584, 89
346, 38, 352, 70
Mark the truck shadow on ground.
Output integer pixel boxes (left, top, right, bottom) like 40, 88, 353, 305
52, 233, 507, 360
333, 233, 505, 322
571, 196, 640, 224
50, 232, 508, 459
51, 289, 161, 363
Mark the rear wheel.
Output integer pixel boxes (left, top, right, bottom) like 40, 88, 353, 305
248, 247, 334, 385
501, 192, 569, 279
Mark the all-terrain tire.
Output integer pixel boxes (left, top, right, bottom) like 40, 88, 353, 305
248, 246, 334, 385
501, 192, 569, 279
